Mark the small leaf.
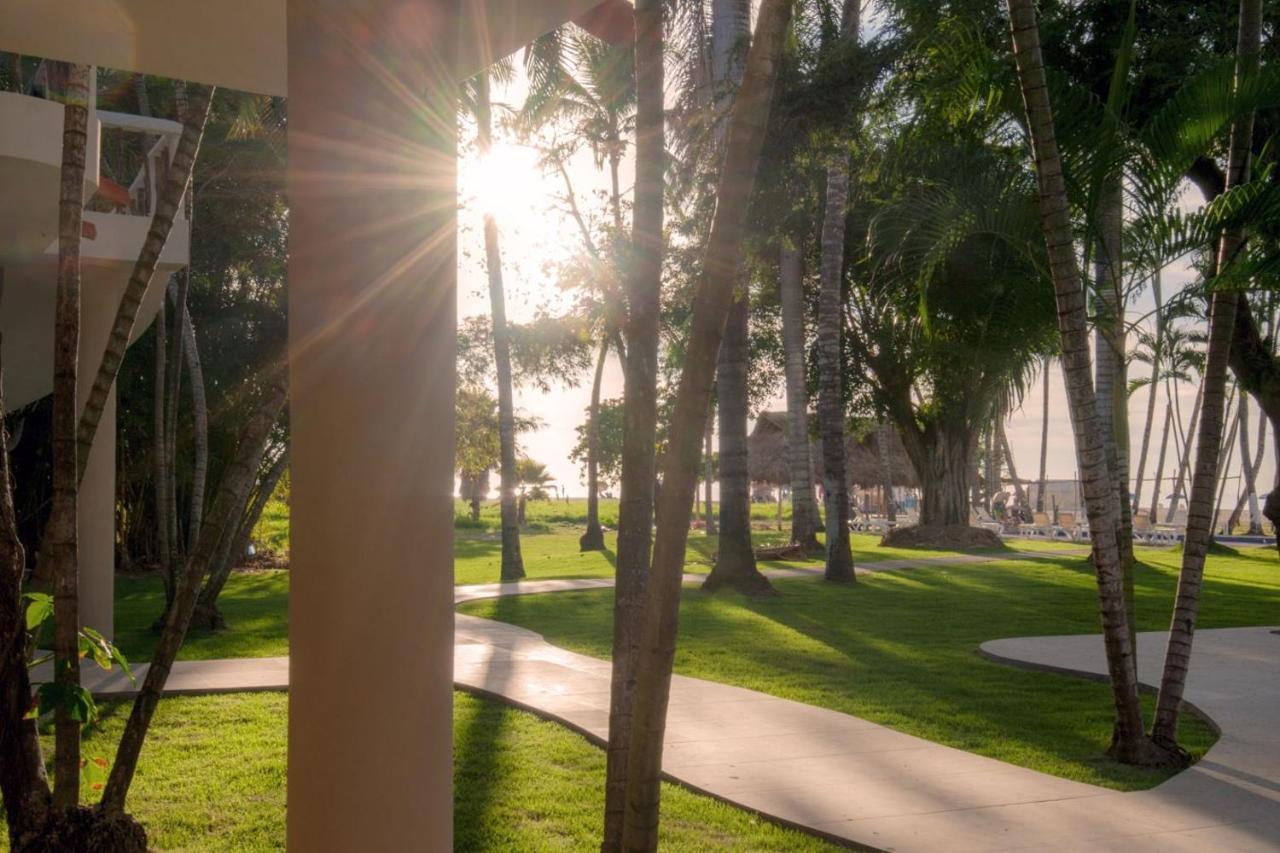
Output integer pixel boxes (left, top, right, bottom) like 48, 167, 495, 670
24, 593, 53, 632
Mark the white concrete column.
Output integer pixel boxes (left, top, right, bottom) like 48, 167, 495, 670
286, 2, 457, 849
78, 384, 115, 641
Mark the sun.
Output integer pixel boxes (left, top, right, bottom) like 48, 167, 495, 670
463, 142, 543, 222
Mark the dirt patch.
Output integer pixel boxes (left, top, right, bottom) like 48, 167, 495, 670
880, 524, 1003, 551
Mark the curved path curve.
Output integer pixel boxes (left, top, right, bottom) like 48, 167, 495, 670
68, 555, 1279, 851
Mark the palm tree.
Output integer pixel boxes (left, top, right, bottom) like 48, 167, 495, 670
524, 30, 635, 553
779, 239, 822, 547
1130, 271, 1164, 515
703, 0, 774, 596
1152, 0, 1261, 754
49, 59, 91, 811
1037, 357, 1050, 512
602, 0, 663, 843
1004, 0, 1172, 766
474, 71, 525, 581
816, 0, 859, 583
621, 3, 794, 844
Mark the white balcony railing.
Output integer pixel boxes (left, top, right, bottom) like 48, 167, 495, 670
96, 110, 184, 218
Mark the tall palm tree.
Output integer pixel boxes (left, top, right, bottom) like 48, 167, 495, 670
1004, 0, 1172, 766
816, 0, 859, 583
779, 239, 822, 548
602, 0, 663, 843
621, 3, 794, 845
704, 0, 775, 596
1152, 0, 1261, 753
50, 59, 91, 811
524, 29, 635, 553
474, 72, 525, 581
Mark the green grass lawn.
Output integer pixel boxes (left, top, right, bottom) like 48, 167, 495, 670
460, 546, 1280, 791
4, 692, 834, 852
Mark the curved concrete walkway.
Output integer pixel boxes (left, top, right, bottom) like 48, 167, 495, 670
67, 555, 1279, 851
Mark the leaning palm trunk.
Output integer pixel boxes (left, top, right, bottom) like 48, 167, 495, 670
1158, 29, 1259, 724
193, 445, 288, 631
101, 369, 288, 813
1149, 395, 1173, 521
1166, 386, 1202, 522
580, 337, 609, 552
1132, 273, 1164, 515
601, 0, 664, 845
998, 423, 1027, 510
1005, 0, 1173, 765
704, 296, 775, 595
621, 3, 792, 846
1036, 356, 1050, 512
75, 84, 213, 484
1232, 396, 1263, 533
475, 74, 524, 582
779, 240, 822, 548
50, 62, 90, 808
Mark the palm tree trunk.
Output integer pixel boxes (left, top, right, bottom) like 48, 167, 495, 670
1166, 385, 1202, 522
75, 84, 213, 485
1151, 0, 1260, 756
102, 369, 287, 814
815, 0, 859, 583
1211, 392, 1240, 534
154, 300, 171, 586
1005, 0, 1169, 765
1231, 396, 1262, 533
1132, 272, 1163, 515
1149, 395, 1173, 521
779, 239, 822, 549
620, 3, 792, 845
703, 414, 717, 534
999, 422, 1027, 509
50, 62, 90, 808
0, 336, 56, 850
601, 0, 665, 844
580, 338, 609, 551
182, 309, 209, 546
475, 73, 524, 582
878, 423, 897, 522
705, 296, 774, 595
1037, 356, 1050, 512
164, 278, 188, 564
193, 446, 288, 631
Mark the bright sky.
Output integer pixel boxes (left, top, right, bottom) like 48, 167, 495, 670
458, 60, 1272, 513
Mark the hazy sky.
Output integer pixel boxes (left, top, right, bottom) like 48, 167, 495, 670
458, 61, 1273, 512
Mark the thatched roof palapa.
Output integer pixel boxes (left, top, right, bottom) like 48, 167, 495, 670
746, 411, 918, 489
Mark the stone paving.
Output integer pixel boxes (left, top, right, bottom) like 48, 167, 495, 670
61, 550, 1280, 851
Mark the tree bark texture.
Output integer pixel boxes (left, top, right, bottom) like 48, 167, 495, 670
705, 295, 774, 595
580, 338, 608, 552
50, 62, 90, 809
779, 240, 822, 548
1005, 0, 1169, 765
620, 2, 792, 846
601, 0, 664, 845
1152, 0, 1259, 751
